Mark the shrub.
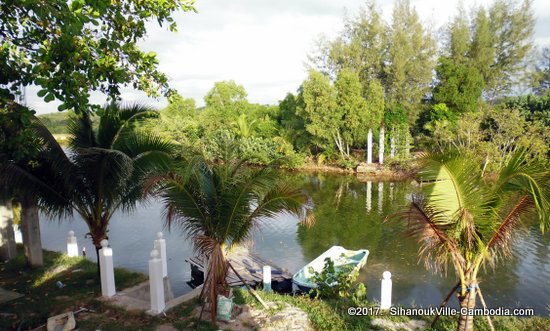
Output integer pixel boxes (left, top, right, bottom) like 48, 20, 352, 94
309, 257, 363, 300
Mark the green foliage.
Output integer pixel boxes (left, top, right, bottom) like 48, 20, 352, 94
37, 111, 71, 134
202, 130, 303, 168
337, 158, 357, 170
309, 257, 359, 300
486, 0, 535, 97
38, 110, 100, 134
278, 93, 314, 154
435, 0, 535, 103
350, 283, 367, 307
421, 105, 549, 171
423, 103, 458, 135
310, 0, 436, 125
200, 80, 249, 133
502, 94, 550, 126
145, 94, 200, 152
0, 0, 196, 112
364, 79, 385, 127
433, 57, 484, 113
0, 102, 40, 162
299, 69, 381, 159
384, 0, 436, 121
300, 70, 337, 151
312, 0, 386, 85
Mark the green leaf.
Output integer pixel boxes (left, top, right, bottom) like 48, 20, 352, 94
45, 93, 55, 102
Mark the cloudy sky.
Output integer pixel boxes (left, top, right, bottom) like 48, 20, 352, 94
31, 0, 550, 114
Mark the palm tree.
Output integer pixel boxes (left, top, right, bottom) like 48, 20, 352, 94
146, 153, 309, 322
1, 103, 174, 268
390, 150, 549, 331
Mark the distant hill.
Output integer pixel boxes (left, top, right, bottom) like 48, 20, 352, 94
38, 111, 72, 134
38, 111, 99, 134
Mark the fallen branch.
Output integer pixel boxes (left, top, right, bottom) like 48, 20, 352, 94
228, 261, 268, 309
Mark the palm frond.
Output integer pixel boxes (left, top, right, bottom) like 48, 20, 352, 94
68, 112, 96, 148
388, 194, 463, 274
484, 195, 534, 267
113, 130, 175, 160
97, 102, 159, 148
0, 163, 72, 218
491, 149, 550, 232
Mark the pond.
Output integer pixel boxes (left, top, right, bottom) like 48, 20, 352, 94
37, 172, 550, 315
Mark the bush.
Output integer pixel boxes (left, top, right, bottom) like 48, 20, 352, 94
337, 158, 357, 170
202, 131, 303, 168
309, 257, 366, 302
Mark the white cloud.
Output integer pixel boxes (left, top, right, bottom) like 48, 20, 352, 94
29, 0, 550, 114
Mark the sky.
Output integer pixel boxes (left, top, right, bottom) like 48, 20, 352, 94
31, 0, 550, 114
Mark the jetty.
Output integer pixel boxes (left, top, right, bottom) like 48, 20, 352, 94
186, 248, 293, 292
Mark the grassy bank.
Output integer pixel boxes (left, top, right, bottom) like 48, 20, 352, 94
234, 288, 550, 331
0, 247, 213, 331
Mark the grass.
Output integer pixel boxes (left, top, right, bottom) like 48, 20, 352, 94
234, 288, 550, 331
0, 246, 215, 331
3, 249, 547, 330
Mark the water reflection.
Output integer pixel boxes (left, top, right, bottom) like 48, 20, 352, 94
290, 173, 549, 315
38, 172, 550, 315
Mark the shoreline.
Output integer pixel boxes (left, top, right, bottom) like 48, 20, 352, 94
289, 161, 416, 181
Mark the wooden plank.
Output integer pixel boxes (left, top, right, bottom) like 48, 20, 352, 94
187, 249, 292, 288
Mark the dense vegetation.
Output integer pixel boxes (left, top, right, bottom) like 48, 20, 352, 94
33, 0, 548, 172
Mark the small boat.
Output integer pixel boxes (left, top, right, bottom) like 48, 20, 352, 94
292, 246, 369, 294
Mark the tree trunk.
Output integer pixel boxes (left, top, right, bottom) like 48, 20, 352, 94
0, 199, 17, 261
457, 284, 478, 331
366, 128, 373, 164
379, 125, 385, 164
333, 132, 345, 159
204, 243, 229, 323
20, 195, 43, 267
90, 228, 108, 280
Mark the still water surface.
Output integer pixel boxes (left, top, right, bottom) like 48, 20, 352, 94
38, 172, 550, 315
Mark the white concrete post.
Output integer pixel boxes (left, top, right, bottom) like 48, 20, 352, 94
99, 239, 116, 297
263, 265, 272, 292
367, 128, 373, 164
379, 125, 385, 164
366, 181, 372, 212
149, 249, 165, 314
154, 232, 167, 278
380, 271, 392, 309
67, 231, 79, 257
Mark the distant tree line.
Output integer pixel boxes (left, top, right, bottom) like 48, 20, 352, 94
37, 0, 549, 171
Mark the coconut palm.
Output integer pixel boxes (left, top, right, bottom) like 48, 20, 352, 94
0, 103, 174, 267
391, 150, 549, 331
147, 153, 309, 322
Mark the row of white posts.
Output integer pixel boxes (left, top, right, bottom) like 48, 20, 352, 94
66, 231, 169, 314
68, 230, 393, 312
